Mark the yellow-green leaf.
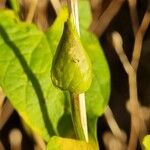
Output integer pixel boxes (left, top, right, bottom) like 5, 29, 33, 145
46, 136, 97, 150
143, 135, 150, 150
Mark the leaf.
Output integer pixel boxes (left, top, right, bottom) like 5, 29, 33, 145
143, 135, 150, 150
46, 136, 96, 150
46, 7, 110, 145
0, 10, 66, 141
78, 0, 92, 29
81, 29, 110, 116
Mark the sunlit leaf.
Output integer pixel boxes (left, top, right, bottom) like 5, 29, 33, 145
47, 136, 96, 150
0, 10, 65, 141
143, 135, 150, 150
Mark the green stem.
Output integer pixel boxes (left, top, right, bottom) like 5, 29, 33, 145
70, 93, 86, 141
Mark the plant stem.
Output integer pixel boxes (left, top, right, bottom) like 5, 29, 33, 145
67, 0, 89, 142
89, 0, 125, 37
131, 5, 150, 71
26, 0, 38, 23
104, 106, 127, 142
127, 0, 139, 36
0, 100, 14, 130
50, 0, 61, 15
0, 0, 6, 8
9, 128, 22, 150
0, 141, 5, 150
70, 93, 86, 140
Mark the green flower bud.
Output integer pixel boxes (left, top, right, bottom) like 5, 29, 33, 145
51, 15, 92, 94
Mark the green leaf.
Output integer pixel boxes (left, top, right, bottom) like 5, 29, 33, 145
143, 135, 150, 150
46, 136, 96, 150
0, 10, 65, 141
46, 7, 68, 55
78, 0, 92, 29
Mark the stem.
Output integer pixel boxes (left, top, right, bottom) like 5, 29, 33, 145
33, 131, 46, 150
0, 141, 5, 150
128, 70, 139, 150
50, 0, 61, 15
26, 0, 38, 23
104, 106, 127, 142
0, 87, 5, 113
0, 100, 14, 130
0, 0, 6, 8
89, 0, 125, 37
131, 6, 150, 71
67, 0, 89, 142
70, 93, 86, 140
112, 32, 145, 150
127, 0, 139, 36
9, 129, 22, 150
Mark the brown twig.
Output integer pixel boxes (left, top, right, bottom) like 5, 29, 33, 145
89, 0, 125, 37
0, 100, 14, 130
112, 32, 140, 150
139, 106, 150, 121
112, 10, 150, 146
104, 106, 127, 143
33, 132, 46, 150
26, 0, 38, 23
50, 0, 61, 15
131, 4, 150, 71
103, 132, 127, 150
0, 0, 6, 8
126, 101, 148, 142
90, 0, 103, 29
0, 141, 5, 150
9, 128, 22, 150
127, 0, 139, 36
0, 87, 5, 116
128, 3, 150, 147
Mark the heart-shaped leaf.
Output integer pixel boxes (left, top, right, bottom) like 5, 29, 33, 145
0, 10, 65, 141
46, 136, 96, 150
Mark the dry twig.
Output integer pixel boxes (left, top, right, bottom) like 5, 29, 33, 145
112, 32, 140, 150
131, 4, 150, 71
0, 87, 5, 116
0, 141, 5, 150
103, 132, 127, 150
127, 0, 139, 36
112, 15, 150, 147
9, 128, 22, 150
0, 100, 14, 130
33, 132, 46, 150
26, 0, 38, 23
67, 0, 89, 142
0, 0, 6, 8
104, 106, 127, 143
89, 0, 125, 37
50, 0, 61, 15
